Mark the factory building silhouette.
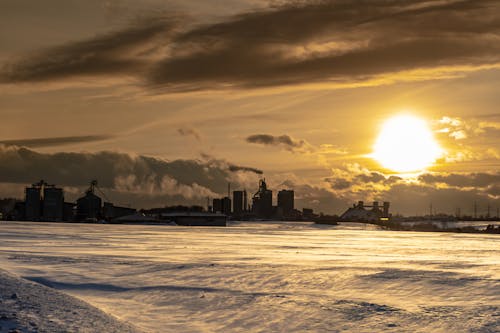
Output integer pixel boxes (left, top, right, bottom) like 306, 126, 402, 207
18, 180, 134, 222
210, 179, 299, 220
340, 201, 390, 221
11, 178, 392, 224
25, 180, 65, 222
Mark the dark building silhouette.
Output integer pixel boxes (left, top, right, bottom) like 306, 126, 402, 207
302, 208, 314, 219
212, 197, 231, 215
232, 190, 247, 215
25, 185, 42, 221
221, 197, 231, 215
340, 201, 391, 221
277, 190, 294, 217
103, 202, 136, 220
252, 179, 273, 218
76, 181, 102, 221
63, 202, 75, 221
213, 198, 222, 214
43, 186, 64, 221
25, 180, 64, 221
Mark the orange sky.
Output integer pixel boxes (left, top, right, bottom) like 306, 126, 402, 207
1, 0, 499, 215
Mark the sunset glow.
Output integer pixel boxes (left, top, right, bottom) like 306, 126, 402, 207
372, 115, 443, 173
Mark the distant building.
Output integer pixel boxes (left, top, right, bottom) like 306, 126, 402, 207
103, 202, 136, 220
43, 187, 64, 221
213, 198, 223, 214
25, 180, 64, 221
212, 197, 231, 215
25, 186, 42, 221
252, 179, 273, 218
277, 190, 294, 217
63, 202, 75, 221
232, 190, 247, 215
221, 197, 231, 215
160, 212, 227, 226
340, 201, 390, 222
302, 208, 314, 219
76, 181, 102, 221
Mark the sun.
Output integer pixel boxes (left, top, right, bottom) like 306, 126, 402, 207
371, 114, 443, 173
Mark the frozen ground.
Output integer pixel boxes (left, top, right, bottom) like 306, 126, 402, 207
0, 221, 498, 332
0, 269, 140, 333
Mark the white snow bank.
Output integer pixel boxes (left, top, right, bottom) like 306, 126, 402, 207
0, 269, 141, 333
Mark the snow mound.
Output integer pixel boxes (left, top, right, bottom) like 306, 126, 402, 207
0, 269, 141, 333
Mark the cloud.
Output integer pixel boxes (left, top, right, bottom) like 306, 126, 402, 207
246, 134, 312, 153
418, 172, 500, 189
0, 135, 113, 148
2, 0, 500, 91
177, 127, 202, 142
0, 146, 263, 207
0, 17, 179, 83
432, 116, 500, 164
228, 165, 263, 175
322, 164, 500, 214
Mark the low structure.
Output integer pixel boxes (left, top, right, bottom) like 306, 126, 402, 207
341, 201, 390, 222
160, 212, 227, 226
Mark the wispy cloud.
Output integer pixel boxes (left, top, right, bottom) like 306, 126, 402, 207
2, 0, 500, 92
177, 126, 202, 142
0, 135, 114, 148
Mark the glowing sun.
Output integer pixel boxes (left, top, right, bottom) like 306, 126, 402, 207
372, 115, 443, 172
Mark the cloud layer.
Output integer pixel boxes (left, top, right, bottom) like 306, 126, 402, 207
0, 146, 262, 207
0, 145, 497, 215
2, 0, 500, 91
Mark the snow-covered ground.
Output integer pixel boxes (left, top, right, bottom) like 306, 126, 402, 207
0, 269, 140, 333
0, 221, 498, 332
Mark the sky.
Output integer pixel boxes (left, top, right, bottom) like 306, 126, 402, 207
1, 0, 500, 216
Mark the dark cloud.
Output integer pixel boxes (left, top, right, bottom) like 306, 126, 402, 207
319, 165, 500, 215
418, 172, 500, 188
327, 178, 351, 190
0, 135, 113, 148
0, 146, 262, 206
177, 127, 202, 142
2, 0, 500, 90
0, 18, 178, 82
326, 170, 402, 188
246, 134, 308, 152
228, 165, 263, 175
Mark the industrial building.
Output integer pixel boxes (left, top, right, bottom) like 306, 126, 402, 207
340, 201, 390, 222
43, 186, 64, 221
24, 180, 64, 221
160, 212, 227, 226
103, 202, 136, 220
76, 181, 102, 221
277, 190, 294, 217
232, 190, 247, 215
252, 179, 273, 218
25, 185, 42, 221
212, 197, 231, 215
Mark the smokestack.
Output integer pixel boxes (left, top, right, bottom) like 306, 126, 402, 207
228, 182, 230, 198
